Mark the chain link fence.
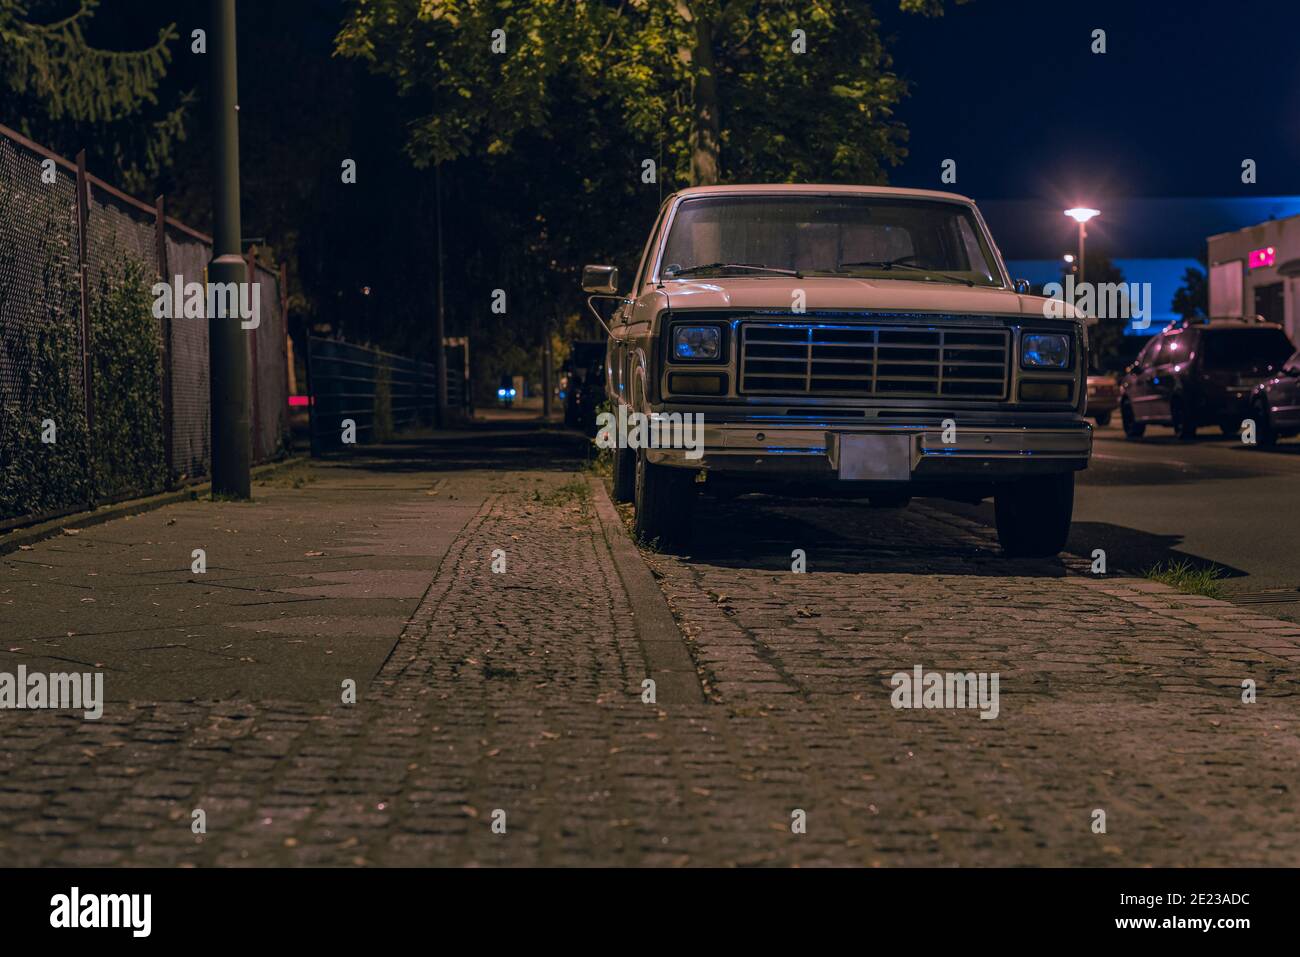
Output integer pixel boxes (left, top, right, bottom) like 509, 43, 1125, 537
0, 124, 290, 530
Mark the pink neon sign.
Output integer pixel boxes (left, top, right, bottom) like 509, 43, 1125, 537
1249, 246, 1276, 269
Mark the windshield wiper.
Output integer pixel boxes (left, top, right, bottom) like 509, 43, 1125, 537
665, 262, 803, 279
837, 257, 975, 287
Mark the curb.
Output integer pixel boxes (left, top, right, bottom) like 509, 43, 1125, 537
0, 456, 307, 557
586, 474, 705, 705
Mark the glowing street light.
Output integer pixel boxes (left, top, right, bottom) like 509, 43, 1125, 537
1064, 208, 1100, 284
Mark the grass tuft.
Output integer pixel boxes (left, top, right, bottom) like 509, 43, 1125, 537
1143, 559, 1227, 599
531, 478, 591, 507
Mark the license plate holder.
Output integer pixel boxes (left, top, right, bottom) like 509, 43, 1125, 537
836, 434, 912, 481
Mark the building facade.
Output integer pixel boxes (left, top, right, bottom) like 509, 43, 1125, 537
1207, 213, 1300, 343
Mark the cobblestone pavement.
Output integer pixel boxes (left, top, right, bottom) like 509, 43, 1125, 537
1, 433, 1297, 866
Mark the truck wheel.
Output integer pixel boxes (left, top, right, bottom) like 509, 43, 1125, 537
1093, 411, 1111, 427
1120, 400, 1144, 440
994, 472, 1074, 558
633, 448, 696, 550
611, 444, 636, 503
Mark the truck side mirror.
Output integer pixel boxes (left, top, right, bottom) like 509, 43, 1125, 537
582, 264, 619, 295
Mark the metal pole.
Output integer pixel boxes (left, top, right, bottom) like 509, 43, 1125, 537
542, 326, 552, 420
155, 194, 174, 487
305, 335, 318, 458
209, 0, 251, 497
246, 245, 261, 462
1078, 222, 1086, 287
74, 150, 96, 506
434, 163, 448, 428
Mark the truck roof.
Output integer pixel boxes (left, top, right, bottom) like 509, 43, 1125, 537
667, 184, 977, 205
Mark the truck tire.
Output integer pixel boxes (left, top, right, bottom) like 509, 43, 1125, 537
1093, 411, 1111, 427
994, 472, 1074, 558
611, 444, 636, 503
633, 448, 696, 550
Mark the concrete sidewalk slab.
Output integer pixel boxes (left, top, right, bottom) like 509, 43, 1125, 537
0, 458, 488, 700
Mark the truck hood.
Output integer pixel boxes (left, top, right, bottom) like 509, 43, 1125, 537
662, 277, 1078, 320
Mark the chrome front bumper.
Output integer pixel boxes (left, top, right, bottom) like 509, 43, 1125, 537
645, 421, 1092, 480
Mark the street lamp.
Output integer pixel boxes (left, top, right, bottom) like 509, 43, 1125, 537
1064, 208, 1100, 285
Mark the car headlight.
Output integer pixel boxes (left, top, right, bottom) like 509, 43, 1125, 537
1021, 333, 1071, 370
672, 325, 722, 361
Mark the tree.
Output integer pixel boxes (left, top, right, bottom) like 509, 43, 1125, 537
0, 0, 183, 193
1063, 251, 1129, 370
636, 0, 965, 186
336, 0, 967, 187
1172, 262, 1208, 322
334, 0, 969, 392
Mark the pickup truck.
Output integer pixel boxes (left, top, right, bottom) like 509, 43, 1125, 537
582, 184, 1091, 557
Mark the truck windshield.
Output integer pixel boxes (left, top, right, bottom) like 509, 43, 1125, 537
659, 195, 1003, 287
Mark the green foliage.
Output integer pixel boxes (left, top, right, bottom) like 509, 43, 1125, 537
1172, 265, 1208, 321
337, 0, 922, 186
90, 255, 166, 500
0, 169, 89, 520
0, 0, 184, 193
897, 0, 971, 15
337, 0, 592, 168
530, 477, 591, 507
592, 0, 911, 186
1144, 559, 1227, 600
334, 0, 962, 387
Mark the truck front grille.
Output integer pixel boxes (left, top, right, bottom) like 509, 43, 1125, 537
739, 322, 1010, 399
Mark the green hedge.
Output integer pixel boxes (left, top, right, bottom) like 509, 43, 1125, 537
0, 186, 91, 521
90, 255, 166, 501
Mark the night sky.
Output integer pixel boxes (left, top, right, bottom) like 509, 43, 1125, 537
879, 0, 1300, 202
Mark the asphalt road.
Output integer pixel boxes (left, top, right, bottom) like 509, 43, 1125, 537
940, 419, 1300, 619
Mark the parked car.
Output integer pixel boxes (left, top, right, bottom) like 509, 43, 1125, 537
1085, 370, 1119, 426
1118, 319, 1294, 440
1249, 349, 1300, 447
563, 340, 607, 433
581, 184, 1091, 557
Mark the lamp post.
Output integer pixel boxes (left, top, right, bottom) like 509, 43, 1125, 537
210, 0, 250, 498
1064, 208, 1100, 285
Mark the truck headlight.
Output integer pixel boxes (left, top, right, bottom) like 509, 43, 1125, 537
1021, 333, 1071, 370
673, 325, 722, 361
